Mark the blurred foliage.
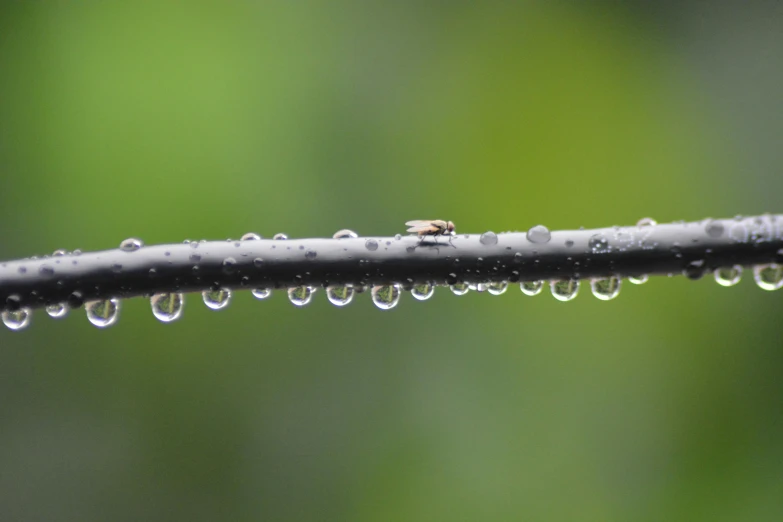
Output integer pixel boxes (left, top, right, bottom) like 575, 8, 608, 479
0, 2, 781, 521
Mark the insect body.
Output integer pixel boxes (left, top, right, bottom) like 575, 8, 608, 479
405, 220, 456, 245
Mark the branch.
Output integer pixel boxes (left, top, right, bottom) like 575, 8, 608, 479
1, 215, 782, 326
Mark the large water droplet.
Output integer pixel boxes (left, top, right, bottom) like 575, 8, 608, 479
550, 279, 579, 301
479, 231, 498, 246
288, 286, 313, 306
326, 285, 354, 306
753, 264, 783, 291
487, 281, 508, 295
411, 283, 435, 301
151, 293, 184, 322
333, 229, 358, 239
365, 239, 379, 251
119, 238, 143, 252
45, 303, 69, 319
520, 280, 543, 296
273, 233, 288, 240
526, 225, 551, 244
202, 288, 232, 310
590, 276, 621, 300
251, 288, 271, 300
85, 299, 120, 328
628, 274, 649, 285
450, 283, 469, 295
372, 284, 401, 310
241, 232, 261, 241
714, 265, 742, 287
2, 308, 31, 330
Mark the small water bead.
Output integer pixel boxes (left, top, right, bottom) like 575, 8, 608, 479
202, 288, 232, 310
714, 265, 742, 287
333, 229, 358, 239
487, 281, 508, 295
371, 284, 401, 310
288, 286, 314, 307
365, 239, 379, 251
45, 303, 69, 319
550, 279, 579, 302
526, 225, 551, 244
636, 217, 657, 227
589, 234, 610, 253
450, 283, 469, 296
222, 257, 237, 273
150, 293, 184, 323
119, 238, 143, 252
411, 283, 435, 301
394, 234, 402, 241
2, 308, 32, 330
326, 285, 354, 306
39, 265, 55, 276
684, 259, 707, 280
628, 274, 649, 285
520, 280, 543, 296
251, 288, 272, 300
590, 277, 621, 301
479, 231, 498, 246
52, 249, 68, 257
705, 220, 725, 238
85, 299, 120, 328
273, 233, 288, 240
305, 249, 317, 260
753, 264, 783, 291
241, 232, 261, 241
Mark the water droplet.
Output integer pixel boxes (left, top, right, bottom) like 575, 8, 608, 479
714, 265, 742, 287
202, 288, 232, 310
222, 257, 237, 274
288, 286, 314, 306
705, 220, 724, 238
628, 274, 649, 285
411, 283, 435, 301
52, 249, 68, 257
305, 249, 317, 260
636, 217, 657, 227
333, 229, 358, 239
85, 299, 120, 328
479, 231, 498, 246
526, 225, 551, 244
189, 241, 199, 249
684, 259, 707, 280
753, 264, 783, 291
590, 277, 621, 300
119, 238, 143, 252
394, 234, 402, 241
450, 283, 469, 295
589, 234, 610, 253
365, 239, 379, 251
565, 240, 574, 248
326, 285, 354, 306
550, 279, 579, 301
67, 291, 84, 309
2, 308, 31, 330
251, 288, 271, 300
273, 233, 288, 240
45, 303, 69, 319
39, 265, 55, 276
487, 281, 508, 295
151, 293, 184, 322
520, 281, 543, 296
372, 284, 401, 310
241, 232, 261, 241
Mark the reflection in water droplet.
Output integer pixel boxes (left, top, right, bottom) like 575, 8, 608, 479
273, 233, 288, 240
241, 232, 261, 241
550, 279, 579, 301
628, 274, 649, 285
450, 283, 469, 296
714, 265, 742, 287
637, 217, 657, 227
372, 284, 401, 310
365, 239, 379, 251
326, 285, 354, 306
45, 303, 69, 319
479, 231, 498, 246
202, 289, 232, 310
753, 264, 783, 291
333, 229, 358, 239
590, 277, 621, 300
288, 286, 314, 306
251, 288, 271, 300
85, 299, 120, 328
2, 308, 31, 330
411, 283, 435, 301
119, 238, 143, 252
520, 281, 543, 296
151, 293, 184, 322
526, 225, 551, 244
487, 281, 508, 295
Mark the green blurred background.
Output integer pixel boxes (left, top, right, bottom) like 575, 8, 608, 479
1, 2, 782, 521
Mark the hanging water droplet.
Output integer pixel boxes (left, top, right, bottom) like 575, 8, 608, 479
520, 281, 543, 296
753, 264, 783, 291
241, 232, 261, 241
150, 293, 184, 322
487, 281, 508, 295
202, 288, 232, 310
628, 274, 649, 285
288, 286, 313, 306
411, 283, 435, 301
326, 285, 354, 306
479, 231, 498, 246
2, 308, 31, 330
273, 233, 288, 240
550, 279, 579, 301
85, 299, 120, 328
333, 229, 358, 239
251, 288, 271, 300
305, 249, 317, 260
637, 217, 657, 227
372, 284, 401, 310
365, 239, 379, 251
714, 265, 742, 287
119, 238, 143, 252
45, 303, 69, 319
450, 283, 469, 296
589, 234, 610, 253
526, 225, 551, 244
590, 276, 621, 300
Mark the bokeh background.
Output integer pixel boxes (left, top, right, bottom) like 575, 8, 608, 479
1, 2, 782, 521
